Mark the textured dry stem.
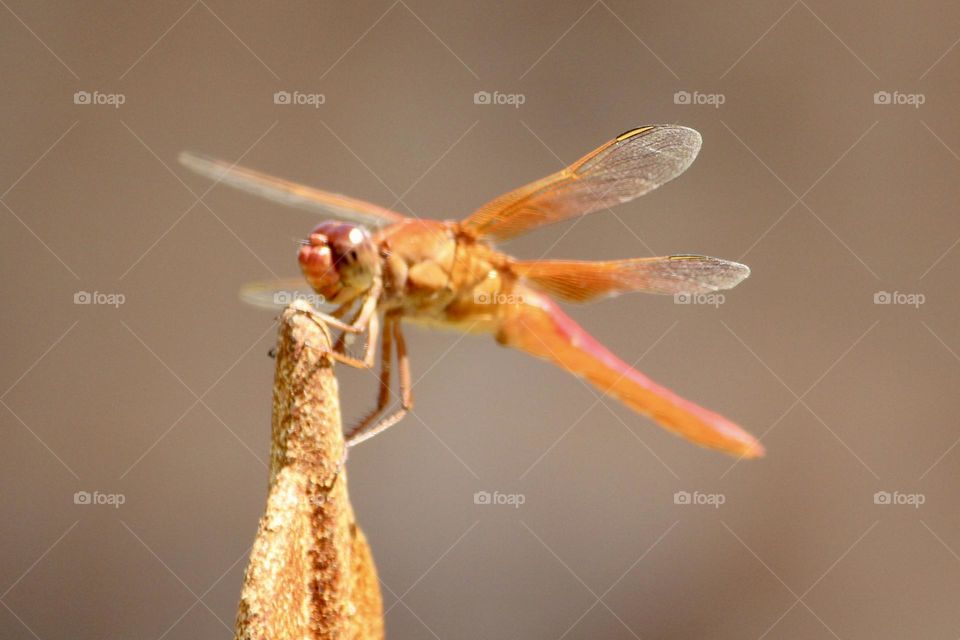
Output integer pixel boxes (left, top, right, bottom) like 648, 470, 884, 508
235, 300, 383, 639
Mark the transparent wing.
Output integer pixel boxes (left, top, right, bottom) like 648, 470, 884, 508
239, 278, 329, 311
511, 255, 749, 302
179, 152, 406, 227
460, 126, 701, 241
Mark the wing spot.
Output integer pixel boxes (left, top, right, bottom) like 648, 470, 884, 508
615, 126, 655, 142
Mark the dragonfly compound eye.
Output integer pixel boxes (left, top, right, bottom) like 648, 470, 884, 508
298, 240, 341, 298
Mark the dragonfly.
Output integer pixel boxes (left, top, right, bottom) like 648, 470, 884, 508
180, 125, 763, 458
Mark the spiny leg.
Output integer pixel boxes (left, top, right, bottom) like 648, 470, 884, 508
299, 307, 363, 334
294, 281, 383, 369
344, 314, 396, 442
326, 312, 378, 369
347, 319, 413, 447
269, 298, 357, 359
291, 314, 378, 370
298, 280, 382, 335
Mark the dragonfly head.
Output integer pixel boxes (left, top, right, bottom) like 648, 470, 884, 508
299, 221, 379, 302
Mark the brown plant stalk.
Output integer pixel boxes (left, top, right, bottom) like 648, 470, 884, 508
235, 300, 383, 639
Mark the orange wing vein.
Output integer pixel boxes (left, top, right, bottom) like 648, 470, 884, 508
178, 152, 406, 227
460, 126, 701, 241
511, 255, 749, 302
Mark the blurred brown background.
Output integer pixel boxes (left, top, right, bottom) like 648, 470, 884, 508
2, 1, 960, 638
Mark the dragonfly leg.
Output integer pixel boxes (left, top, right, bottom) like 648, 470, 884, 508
271, 300, 356, 360
325, 312, 378, 369
299, 307, 363, 334
297, 279, 382, 335
345, 315, 395, 440
346, 281, 381, 334
294, 280, 384, 368
346, 318, 413, 447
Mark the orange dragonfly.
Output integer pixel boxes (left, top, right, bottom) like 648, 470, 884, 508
180, 125, 763, 458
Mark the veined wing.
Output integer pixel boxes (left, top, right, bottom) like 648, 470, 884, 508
496, 285, 763, 458
460, 126, 701, 241
512, 255, 749, 302
179, 152, 406, 227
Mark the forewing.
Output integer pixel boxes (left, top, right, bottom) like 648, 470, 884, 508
497, 285, 763, 458
512, 255, 749, 302
179, 152, 405, 227
460, 126, 701, 241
